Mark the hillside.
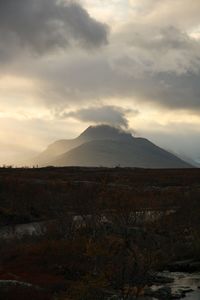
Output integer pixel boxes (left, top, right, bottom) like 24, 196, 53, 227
52, 138, 191, 168
35, 125, 192, 168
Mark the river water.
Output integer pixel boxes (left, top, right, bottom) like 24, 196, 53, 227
171, 272, 200, 299
152, 271, 200, 299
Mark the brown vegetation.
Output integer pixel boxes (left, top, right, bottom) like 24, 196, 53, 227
0, 167, 200, 299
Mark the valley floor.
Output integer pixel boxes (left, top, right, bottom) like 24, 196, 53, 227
0, 167, 200, 299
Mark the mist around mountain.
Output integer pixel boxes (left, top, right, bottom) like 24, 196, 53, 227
34, 125, 192, 168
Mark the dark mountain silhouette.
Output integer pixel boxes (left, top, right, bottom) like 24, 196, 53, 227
35, 125, 192, 168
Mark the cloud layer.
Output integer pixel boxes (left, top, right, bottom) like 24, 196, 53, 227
0, 0, 200, 164
60, 105, 138, 128
1, 0, 200, 112
0, 0, 108, 62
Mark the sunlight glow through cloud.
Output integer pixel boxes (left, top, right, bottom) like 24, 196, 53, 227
0, 0, 200, 165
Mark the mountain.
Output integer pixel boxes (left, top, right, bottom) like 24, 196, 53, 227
34, 125, 192, 168
34, 125, 132, 165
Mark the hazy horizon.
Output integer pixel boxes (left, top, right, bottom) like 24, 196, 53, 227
0, 0, 200, 166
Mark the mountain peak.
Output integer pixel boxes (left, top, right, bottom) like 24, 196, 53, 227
79, 124, 133, 141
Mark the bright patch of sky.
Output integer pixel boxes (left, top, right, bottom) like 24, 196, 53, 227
81, 0, 131, 24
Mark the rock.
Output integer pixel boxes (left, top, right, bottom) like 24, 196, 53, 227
181, 288, 193, 293
146, 286, 172, 299
153, 275, 174, 284
171, 290, 186, 299
171, 287, 194, 299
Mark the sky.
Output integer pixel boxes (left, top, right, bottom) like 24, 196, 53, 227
0, 0, 200, 165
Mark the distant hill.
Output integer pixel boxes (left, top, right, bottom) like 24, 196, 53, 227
34, 125, 192, 168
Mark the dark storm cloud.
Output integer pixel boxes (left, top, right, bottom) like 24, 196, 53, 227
59, 105, 138, 128
0, 0, 108, 60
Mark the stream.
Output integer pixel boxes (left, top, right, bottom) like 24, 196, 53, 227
151, 271, 200, 299
171, 272, 200, 299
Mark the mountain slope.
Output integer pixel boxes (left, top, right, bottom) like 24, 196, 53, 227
35, 125, 192, 168
35, 139, 83, 165
34, 125, 133, 166
51, 138, 191, 168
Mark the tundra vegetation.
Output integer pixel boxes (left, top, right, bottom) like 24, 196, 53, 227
0, 167, 200, 299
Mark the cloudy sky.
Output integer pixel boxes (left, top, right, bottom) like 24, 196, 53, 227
0, 0, 200, 165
